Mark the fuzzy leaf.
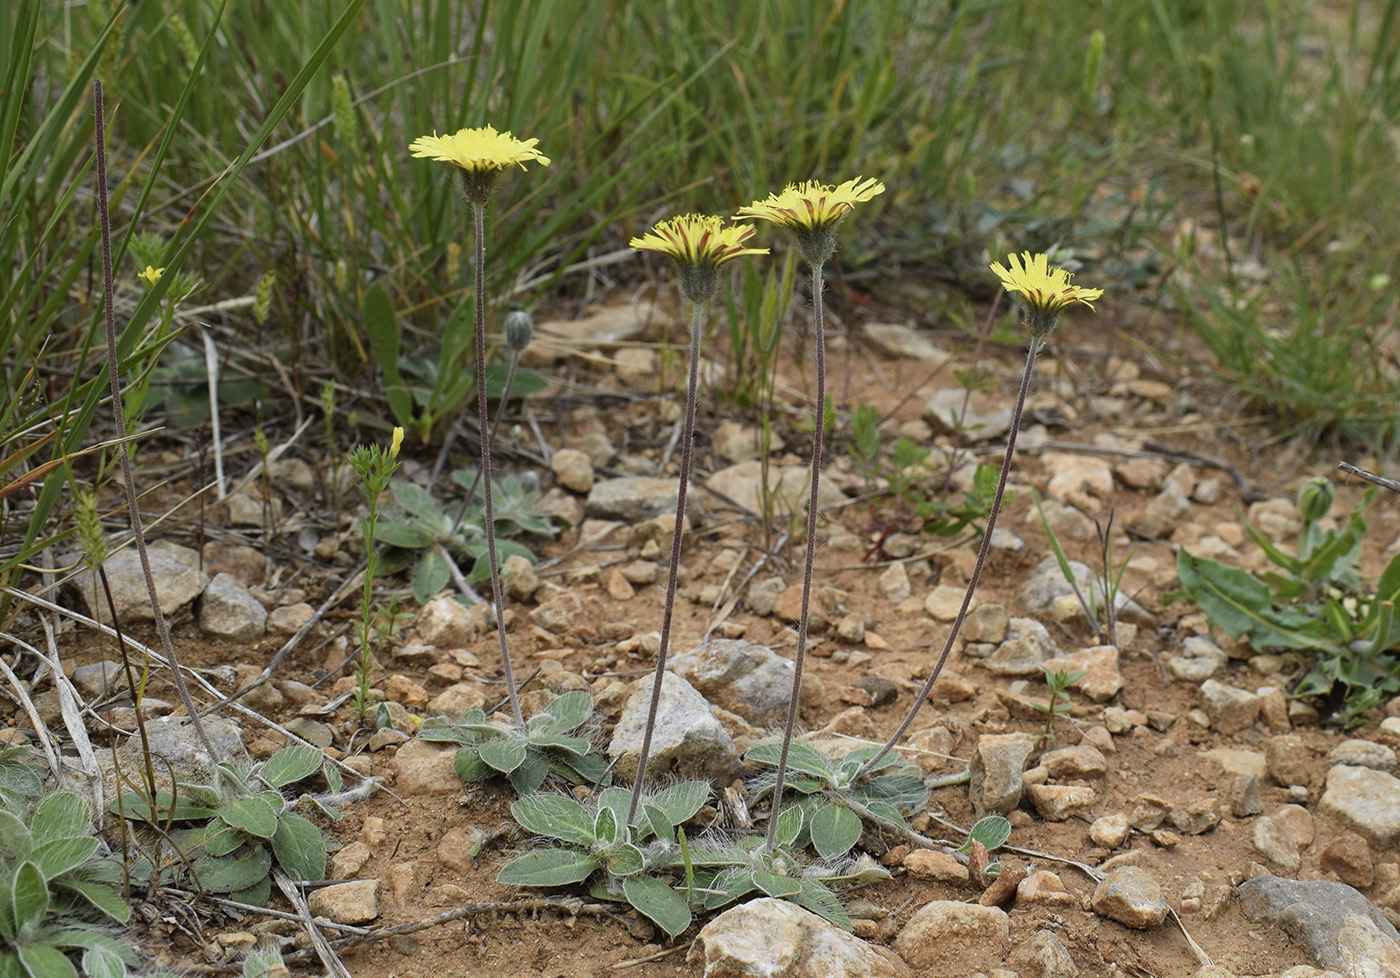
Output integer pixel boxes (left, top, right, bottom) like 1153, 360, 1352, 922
363, 284, 412, 427
375, 516, 437, 549
229, 875, 273, 909
108, 792, 215, 823
810, 804, 862, 860
774, 805, 804, 848
0, 812, 31, 857
497, 849, 597, 887
218, 797, 279, 840
31, 793, 90, 843
193, 845, 273, 893
701, 866, 757, 909
271, 814, 326, 881
964, 814, 1012, 854
477, 737, 527, 774
622, 874, 691, 937
593, 806, 620, 847
53, 879, 129, 924
10, 861, 47, 932
531, 691, 593, 735
508, 751, 550, 794
752, 871, 801, 898
16, 945, 75, 978
511, 795, 594, 847
80, 946, 127, 978
745, 741, 833, 780
641, 805, 672, 844
196, 819, 248, 858
258, 746, 324, 789
453, 747, 493, 782
608, 843, 645, 877
596, 788, 630, 828
30, 837, 99, 880
794, 878, 851, 931
649, 781, 710, 827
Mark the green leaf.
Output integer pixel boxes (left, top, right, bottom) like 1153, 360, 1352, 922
10, 862, 47, 932
794, 878, 852, 931
16, 945, 75, 978
412, 549, 453, 606
510, 795, 594, 847
454, 747, 494, 782
0, 812, 32, 856
30, 837, 99, 880
745, 741, 833, 780
595, 788, 630, 828
774, 805, 804, 848
193, 845, 273, 893
1175, 550, 1339, 652
271, 814, 326, 881
258, 746, 325, 789
508, 751, 550, 794
229, 875, 273, 909
477, 737, 527, 774
218, 797, 280, 840
701, 866, 757, 910
375, 517, 438, 549
607, 843, 645, 877
641, 805, 672, 844
752, 871, 801, 898
80, 945, 127, 978
30, 793, 90, 843
0, 953, 17, 978
52, 879, 128, 924
963, 814, 1012, 854
364, 284, 413, 428
593, 806, 620, 847
197, 819, 248, 858
497, 849, 597, 887
391, 481, 447, 526
810, 804, 862, 860
108, 791, 216, 823
532, 691, 593, 735
861, 800, 907, 829
621, 874, 691, 937
648, 781, 710, 828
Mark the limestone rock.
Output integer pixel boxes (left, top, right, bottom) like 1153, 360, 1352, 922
1239, 875, 1400, 978
705, 460, 846, 518
550, 448, 594, 494
388, 737, 460, 795
608, 672, 739, 785
1092, 867, 1168, 929
969, 733, 1035, 818
1198, 680, 1259, 735
586, 477, 699, 523
670, 639, 816, 727
80, 541, 208, 623
307, 880, 380, 924
893, 901, 1009, 971
1318, 765, 1400, 847
690, 897, 909, 977
1043, 645, 1123, 703
1026, 784, 1098, 821
923, 388, 1012, 442
986, 618, 1061, 677
1006, 929, 1080, 977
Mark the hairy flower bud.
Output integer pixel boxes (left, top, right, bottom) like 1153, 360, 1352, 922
504, 310, 534, 352
1296, 476, 1334, 522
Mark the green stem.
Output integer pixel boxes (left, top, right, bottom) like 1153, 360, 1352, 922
626, 299, 705, 826
765, 259, 826, 855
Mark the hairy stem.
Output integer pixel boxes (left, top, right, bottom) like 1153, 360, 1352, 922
856, 336, 1043, 781
450, 349, 520, 538
472, 200, 522, 727
626, 299, 705, 826
93, 81, 216, 760
765, 260, 826, 854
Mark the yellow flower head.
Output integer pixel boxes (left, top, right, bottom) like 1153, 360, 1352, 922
630, 214, 768, 303
410, 125, 550, 203
138, 266, 165, 287
989, 252, 1103, 336
737, 177, 885, 266
389, 426, 404, 459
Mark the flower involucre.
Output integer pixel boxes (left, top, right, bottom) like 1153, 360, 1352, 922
630, 214, 768, 302
738, 177, 884, 266
410, 125, 549, 202
989, 252, 1103, 336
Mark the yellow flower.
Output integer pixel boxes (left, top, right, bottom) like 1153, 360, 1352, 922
737, 177, 885, 266
389, 426, 404, 459
138, 266, 165, 286
410, 125, 549, 203
630, 214, 768, 303
989, 252, 1102, 336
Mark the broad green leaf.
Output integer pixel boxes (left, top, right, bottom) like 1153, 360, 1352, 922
53, 878, 128, 924
794, 879, 851, 931
810, 804, 862, 860
172, 783, 222, 807
11, 862, 47, 931
532, 691, 593, 735
258, 746, 324, 789
0, 811, 32, 855
16, 945, 75, 978
621, 874, 691, 937
81, 945, 127, 978
593, 806, 619, 847
31, 793, 90, 843
510, 795, 594, 847
240, 950, 283, 978
375, 516, 438, 549
412, 549, 453, 606
193, 845, 273, 893
862, 800, 907, 829
197, 819, 249, 858
229, 875, 273, 909
477, 737, 527, 774
108, 792, 216, 823
702, 866, 757, 909
752, 871, 801, 898
649, 781, 711, 827
641, 805, 672, 843
364, 284, 412, 428
271, 814, 326, 881
963, 815, 1012, 854
774, 805, 804, 848
497, 849, 596, 887
745, 741, 833, 780
1176, 550, 1340, 652
30, 837, 98, 879
0, 953, 17, 978
551, 751, 610, 788
508, 751, 550, 795
454, 747, 493, 782
527, 734, 591, 757
836, 745, 905, 779
218, 797, 279, 840
608, 843, 645, 877
596, 788, 630, 828
391, 481, 447, 526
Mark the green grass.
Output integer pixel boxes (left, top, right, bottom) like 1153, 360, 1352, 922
5, 0, 1400, 567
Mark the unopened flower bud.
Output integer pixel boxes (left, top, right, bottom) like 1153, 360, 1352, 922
1296, 476, 1334, 522
504, 310, 534, 352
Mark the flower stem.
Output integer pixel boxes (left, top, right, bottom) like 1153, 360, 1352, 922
855, 335, 1044, 782
449, 348, 519, 538
626, 298, 705, 826
472, 200, 523, 728
765, 260, 826, 855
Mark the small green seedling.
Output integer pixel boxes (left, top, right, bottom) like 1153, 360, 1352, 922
1036, 666, 1085, 743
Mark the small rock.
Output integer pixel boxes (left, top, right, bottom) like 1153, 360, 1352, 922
503, 554, 540, 602
388, 737, 460, 794
1045, 452, 1115, 511
877, 563, 911, 602
1254, 815, 1302, 872
1165, 636, 1229, 683
1090, 813, 1131, 849
608, 672, 739, 785
923, 388, 1013, 441
864, 323, 952, 364
425, 683, 486, 718
416, 596, 475, 647
746, 576, 786, 616
1268, 734, 1313, 787
670, 639, 817, 726
923, 585, 966, 622
1016, 872, 1077, 909
963, 603, 1009, 644
835, 613, 865, 643
969, 734, 1035, 818
1135, 481, 1192, 539
1239, 875, 1400, 977
1319, 832, 1374, 889
1205, 748, 1269, 781
1041, 745, 1108, 779
267, 602, 315, 636
706, 460, 844, 518
1231, 774, 1264, 817
436, 826, 482, 874
986, 618, 1061, 677
73, 662, 124, 699
903, 849, 969, 882
81, 542, 208, 624
711, 420, 779, 464
1246, 499, 1301, 543
587, 477, 698, 523
1318, 765, 1400, 847
1092, 867, 1169, 929
329, 841, 371, 879
894, 901, 1009, 971
1006, 929, 1080, 977
1273, 804, 1315, 848
307, 880, 379, 924
529, 591, 595, 640
852, 676, 898, 708
550, 448, 594, 494
1328, 739, 1397, 772
1043, 645, 1123, 703
691, 897, 909, 978
1198, 680, 1260, 735
383, 674, 429, 708
1258, 686, 1291, 731
1026, 784, 1098, 821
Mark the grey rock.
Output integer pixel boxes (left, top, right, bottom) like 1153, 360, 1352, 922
877, 562, 911, 602
283, 718, 333, 749
1318, 765, 1400, 847
963, 603, 1009, 644
416, 596, 476, 647
586, 477, 700, 523
1328, 739, 1396, 773
1239, 875, 1400, 978
1092, 867, 1169, 929
72, 661, 125, 699
1253, 814, 1302, 872
990, 526, 1026, 551
108, 715, 249, 794
1006, 930, 1079, 978
923, 388, 1013, 442
864, 323, 951, 365
893, 901, 1009, 971
670, 639, 814, 727
705, 461, 845, 518
1231, 773, 1264, 817
198, 573, 267, 641
1268, 734, 1313, 787
1017, 556, 1152, 625
690, 897, 909, 977
1026, 783, 1098, 821
307, 879, 380, 924
969, 733, 1035, 818
609, 672, 739, 785
1165, 636, 1229, 683
746, 577, 786, 617
1198, 680, 1260, 735
1135, 481, 1193, 539
78, 541, 208, 623
986, 618, 1060, 676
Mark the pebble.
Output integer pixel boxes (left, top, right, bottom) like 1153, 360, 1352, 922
877, 562, 911, 602
586, 476, 697, 523
1026, 784, 1098, 821
903, 849, 969, 882
1169, 798, 1221, 836
502, 554, 539, 602
550, 448, 594, 493
969, 733, 1035, 818
1239, 875, 1400, 977
864, 322, 952, 364
773, 585, 829, 632
1090, 813, 1131, 849
267, 602, 315, 636
924, 585, 967, 622
706, 460, 845, 518
1042, 645, 1123, 702
923, 388, 1013, 441
1231, 774, 1264, 817
416, 596, 476, 647
425, 683, 486, 717
1044, 452, 1115, 511
436, 826, 482, 874
330, 841, 371, 879
1328, 739, 1397, 772
387, 737, 460, 794
73, 661, 124, 699
894, 901, 1009, 970
1041, 744, 1108, 779
986, 618, 1061, 677
608, 672, 739, 784
670, 639, 819, 726
1006, 929, 1079, 976
690, 897, 909, 978
1092, 866, 1168, 929
1198, 680, 1260, 735
1134, 481, 1192, 538
307, 880, 380, 924
1318, 765, 1400, 847
1253, 815, 1303, 872
963, 603, 1009, 644
1319, 831, 1375, 889
711, 419, 777, 464
1016, 872, 1077, 908
1165, 636, 1229, 683
80, 541, 208, 623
